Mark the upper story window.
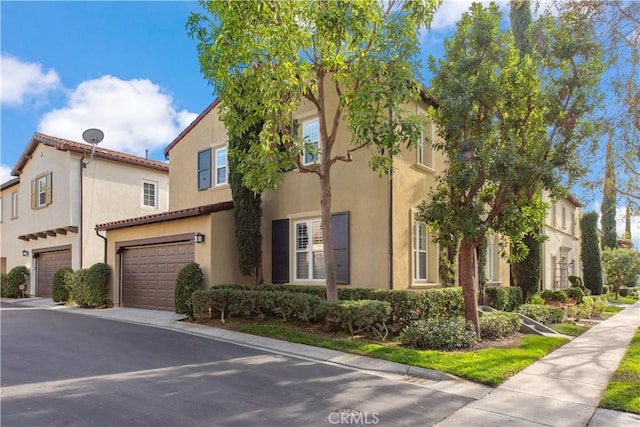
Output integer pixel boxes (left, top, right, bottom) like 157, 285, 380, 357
302, 118, 320, 165
142, 180, 157, 208
561, 206, 567, 229
11, 191, 18, 218
198, 148, 211, 190
31, 172, 52, 210
417, 127, 434, 169
486, 235, 501, 283
295, 218, 325, 281
215, 146, 228, 186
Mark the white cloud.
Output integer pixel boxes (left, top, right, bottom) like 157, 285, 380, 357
0, 164, 13, 183
38, 75, 198, 157
1, 54, 62, 106
430, 0, 509, 32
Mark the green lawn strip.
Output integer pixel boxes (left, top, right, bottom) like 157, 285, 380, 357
603, 305, 625, 317
239, 324, 567, 387
551, 323, 590, 337
600, 327, 640, 414
608, 295, 639, 305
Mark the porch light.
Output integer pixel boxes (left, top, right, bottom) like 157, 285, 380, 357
22, 250, 29, 257
194, 232, 205, 244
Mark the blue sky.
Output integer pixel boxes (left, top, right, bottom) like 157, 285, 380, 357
1, 0, 638, 248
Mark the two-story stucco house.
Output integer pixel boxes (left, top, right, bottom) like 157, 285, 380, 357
541, 192, 582, 290
0, 133, 169, 297
97, 95, 510, 311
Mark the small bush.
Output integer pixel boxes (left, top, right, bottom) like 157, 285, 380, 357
479, 311, 521, 339
540, 289, 567, 303
602, 285, 611, 295
564, 287, 585, 304
516, 304, 564, 324
399, 318, 478, 350
174, 263, 205, 316
80, 263, 111, 308
580, 296, 608, 318
67, 269, 87, 305
52, 267, 73, 303
326, 300, 391, 340
2, 266, 29, 298
529, 293, 545, 305
486, 286, 523, 311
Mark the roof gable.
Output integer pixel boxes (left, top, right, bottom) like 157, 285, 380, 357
163, 99, 220, 159
11, 133, 169, 177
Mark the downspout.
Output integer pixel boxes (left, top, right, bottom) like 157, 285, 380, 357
79, 156, 85, 268
388, 163, 394, 290
96, 228, 107, 263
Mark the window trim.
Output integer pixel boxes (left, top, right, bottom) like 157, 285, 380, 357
11, 191, 18, 219
214, 146, 228, 186
37, 176, 47, 207
301, 117, 320, 166
412, 217, 428, 283
141, 179, 158, 209
293, 217, 325, 282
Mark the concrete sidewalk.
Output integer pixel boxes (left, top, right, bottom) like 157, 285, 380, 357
436, 301, 640, 427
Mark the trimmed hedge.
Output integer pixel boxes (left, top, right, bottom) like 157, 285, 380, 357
485, 286, 523, 312
174, 262, 205, 316
214, 284, 464, 325
479, 311, 521, 339
2, 266, 29, 298
81, 263, 111, 307
564, 287, 585, 304
399, 317, 478, 350
67, 269, 87, 305
540, 289, 567, 303
52, 267, 73, 303
516, 304, 564, 324
326, 300, 391, 340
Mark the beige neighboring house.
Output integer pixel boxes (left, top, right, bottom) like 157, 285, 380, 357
0, 133, 169, 297
541, 192, 582, 290
97, 94, 510, 311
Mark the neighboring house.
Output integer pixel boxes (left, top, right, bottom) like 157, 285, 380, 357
97, 96, 510, 311
0, 133, 169, 297
541, 192, 582, 290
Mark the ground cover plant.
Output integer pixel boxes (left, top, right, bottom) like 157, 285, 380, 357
600, 327, 640, 414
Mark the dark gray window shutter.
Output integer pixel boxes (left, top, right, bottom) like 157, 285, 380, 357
198, 148, 211, 190
272, 219, 289, 283
332, 211, 349, 284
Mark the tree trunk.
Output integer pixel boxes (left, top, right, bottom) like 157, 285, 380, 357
459, 242, 480, 336
320, 171, 338, 301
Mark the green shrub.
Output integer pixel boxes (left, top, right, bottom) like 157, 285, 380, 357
540, 289, 568, 303
529, 293, 545, 305
399, 317, 478, 350
2, 266, 29, 298
0, 273, 6, 296
174, 263, 205, 316
580, 296, 608, 318
602, 285, 611, 295
619, 287, 630, 297
564, 287, 585, 304
326, 300, 391, 340
485, 286, 523, 311
68, 269, 87, 305
516, 304, 564, 324
479, 311, 521, 339
52, 267, 73, 303
80, 263, 111, 308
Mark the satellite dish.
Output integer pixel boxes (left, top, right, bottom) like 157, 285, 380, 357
82, 128, 104, 145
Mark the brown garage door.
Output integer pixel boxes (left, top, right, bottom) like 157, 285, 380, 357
37, 250, 72, 297
121, 242, 194, 311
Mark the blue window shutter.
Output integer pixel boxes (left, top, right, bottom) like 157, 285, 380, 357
198, 148, 211, 190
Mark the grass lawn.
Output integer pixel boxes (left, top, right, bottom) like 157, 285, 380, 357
608, 295, 639, 305
236, 322, 567, 387
551, 323, 590, 337
603, 305, 626, 317
600, 327, 640, 414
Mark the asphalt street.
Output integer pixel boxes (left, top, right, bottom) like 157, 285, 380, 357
1, 303, 473, 427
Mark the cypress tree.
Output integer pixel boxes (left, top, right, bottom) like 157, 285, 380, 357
601, 140, 617, 249
229, 120, 264, 286
580, 211, 603, 294
509, 0, 532, 55
624, 205, 631, 241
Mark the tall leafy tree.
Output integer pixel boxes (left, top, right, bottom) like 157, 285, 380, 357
418, 2, 603, 333
509, 0, 542, 303
187, 0, 440, 300
580, 211, 603, 295
602, 247, 640, 299
601, 139, 618, 249
624, 205, 632, 241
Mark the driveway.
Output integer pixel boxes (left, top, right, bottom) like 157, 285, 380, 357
1, 303, 474, 427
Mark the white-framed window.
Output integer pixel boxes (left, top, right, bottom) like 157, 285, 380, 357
11, 191, 18, 218
37, 176, 47, 207
486, 235, 501, 283
294, 218, 325, 281
417, 127, 433, 169
561, 206, 567, 229
142, 180, 157, 208
215, 146, 228, 185
31, 172, 52, 210
413, 219, 428, 282
302, 118, 320, 165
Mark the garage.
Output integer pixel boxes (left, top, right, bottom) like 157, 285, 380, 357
37, 249, 72, 297
121, 241, 194, 311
